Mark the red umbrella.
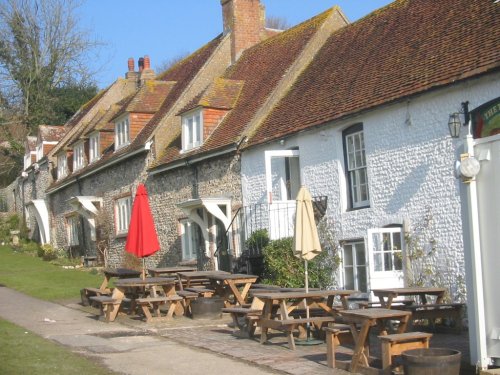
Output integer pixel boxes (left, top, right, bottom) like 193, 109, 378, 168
125, 184, 160, 279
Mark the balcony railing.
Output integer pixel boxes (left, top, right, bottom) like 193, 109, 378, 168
240, 196, 328, 258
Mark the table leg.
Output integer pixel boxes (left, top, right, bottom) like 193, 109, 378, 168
350, 320, 372, 372
260, 301, 273, 344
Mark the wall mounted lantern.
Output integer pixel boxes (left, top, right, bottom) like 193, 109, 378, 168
448, 101, 470, 138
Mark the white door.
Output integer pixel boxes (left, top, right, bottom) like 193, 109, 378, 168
265, 149, 300, 240
367, 227, 405, 297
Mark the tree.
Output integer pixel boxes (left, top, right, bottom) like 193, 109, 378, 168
0, 0, 101, 131
155, 52, 189, 75
266, 16, 291, 30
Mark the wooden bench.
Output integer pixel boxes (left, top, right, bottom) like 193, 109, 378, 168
184, 286, 215, 298
379, 332, 432, 374
261, 316, 336, 350
81, 287, 112, 306
135, 295, 183, 322
222, 295, 265, 336
89, 296, 122, 322
177, 290, 199, 316
323, 324, 354, 368
405, 303, 465, 333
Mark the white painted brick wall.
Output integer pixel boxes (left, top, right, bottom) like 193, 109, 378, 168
241, 72, 500, 298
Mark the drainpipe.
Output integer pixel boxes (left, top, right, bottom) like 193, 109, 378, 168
462, 125, 489, 369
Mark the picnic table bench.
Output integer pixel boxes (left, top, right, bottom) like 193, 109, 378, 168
371, 287, 464, 333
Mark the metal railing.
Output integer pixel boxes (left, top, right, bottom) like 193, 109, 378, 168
240, 196, 328, 258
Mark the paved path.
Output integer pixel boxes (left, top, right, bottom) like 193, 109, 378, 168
0, 286, 472, 374
0, 286, 283, 375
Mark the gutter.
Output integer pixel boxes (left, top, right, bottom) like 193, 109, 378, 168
47, 144, 150, 195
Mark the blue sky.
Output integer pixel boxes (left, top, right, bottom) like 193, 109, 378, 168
79, 0, 393, 88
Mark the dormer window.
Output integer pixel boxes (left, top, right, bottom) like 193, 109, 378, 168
73, 141, 85, 171
115, 115, 130, 150
182, 110, 203, 151
57, 153, 67, 179
89, 133, 100, 163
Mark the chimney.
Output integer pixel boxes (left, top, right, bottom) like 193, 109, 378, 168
221, 0, 265, 63
139, 55, 155, 83
125, 57, 139, 80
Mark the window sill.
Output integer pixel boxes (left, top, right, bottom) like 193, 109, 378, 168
115, 232, 128, 239
179, 259, 197, 266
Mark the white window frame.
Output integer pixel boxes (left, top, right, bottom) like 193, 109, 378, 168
265, 149, 301, 203
88, 132, 100, 163
180, 220, 198, 261
73, 141, 85, 171
67, 215, 79, 246
368, 227, 404, 275
181, 109, 203, 151
115, 115, 130, 150
57, 153, 67, 179
344, 127, 369, 208
115, 196, 132, 235
342, 241, 368, 292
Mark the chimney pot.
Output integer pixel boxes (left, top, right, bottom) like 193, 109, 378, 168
144, 55, 151, 69
127, 57, 134, 72
138, 57, 144, 72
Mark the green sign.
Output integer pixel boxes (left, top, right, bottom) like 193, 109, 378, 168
473, 96, 500, 138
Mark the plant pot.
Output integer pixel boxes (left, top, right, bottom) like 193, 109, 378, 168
190, 297, 224, 320
402, 348, 461, 375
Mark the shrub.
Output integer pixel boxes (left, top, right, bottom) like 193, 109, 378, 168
17, 240, 40, 255
261, 237, 332, 289
37, 244, 59, 261
245, 229, 269, 253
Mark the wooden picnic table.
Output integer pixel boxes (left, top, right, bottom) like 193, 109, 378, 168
176, 270, 230, 290
147, 266, 197, 277
371, 287, 446, 308
99, 268, 142, 291
99, 277, 178, 322
252, 290, 357, 349
335, 308, 412, 373
207, 273, 258, 306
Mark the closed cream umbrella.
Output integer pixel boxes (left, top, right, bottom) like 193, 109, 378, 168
294, 185, 322, 343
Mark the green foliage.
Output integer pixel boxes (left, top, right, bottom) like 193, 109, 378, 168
261, 237, 332, 289
245, 229, 269, 252
16, 239, 40, 255
0, 318, 116, 375
37, 244, 60, 261
0, 213, 23, 242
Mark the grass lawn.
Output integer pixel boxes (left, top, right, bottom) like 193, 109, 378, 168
0, 318, 116, 375
0, 246, 119, 374
0, 245, 103, 301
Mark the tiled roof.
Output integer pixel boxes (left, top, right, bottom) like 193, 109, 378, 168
247, 0, 500, 147
130, 35, 225, 148
179, 78, 244, 114
48, 35, 224, 192
64, 88, 108, 130
39, 125, 65, 142
112, 81, 176, 120
154, 9, 334, 167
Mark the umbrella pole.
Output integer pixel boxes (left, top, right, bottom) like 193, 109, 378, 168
305, 259, 310, 340
142, 258, 146, 280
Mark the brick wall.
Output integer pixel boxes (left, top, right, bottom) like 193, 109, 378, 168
221, 0, 265, 62
203, 108, 228, 140
130, 113, 154, 140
